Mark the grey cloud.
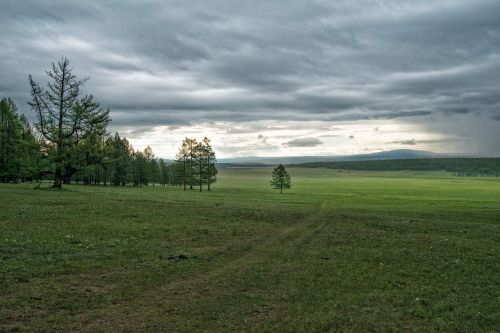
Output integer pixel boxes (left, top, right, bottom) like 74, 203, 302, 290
257, 134, 271, 144
283, 137, 323, 147
438, 108, 470, 115
393, 139, 417, 146
1, 0, 500, 155
391, 138, 463, 146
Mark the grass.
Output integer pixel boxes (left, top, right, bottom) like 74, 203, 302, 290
0, 168, 499, 332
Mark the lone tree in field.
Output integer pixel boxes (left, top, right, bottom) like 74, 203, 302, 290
29, 58, 110, 188
271, 164, 291, 194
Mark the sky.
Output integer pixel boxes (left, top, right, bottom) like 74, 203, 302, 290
1, 0, 499, 158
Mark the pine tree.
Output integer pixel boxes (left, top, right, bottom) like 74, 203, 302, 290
0, 98, 41, 182
0, 98, 21, 182
186, 138, 197, 189
192, 141, 206, 191
270, 164, 291, 194
143, 146, 155, 185
132, 150, 148, 186
201, 137, 217, 191
28, 58, 110, 188
110, 133, 132, 186
150, 158, 160, 186
159, 158, 169, 186
17, 114, 42, 182
175, 138, 194, 190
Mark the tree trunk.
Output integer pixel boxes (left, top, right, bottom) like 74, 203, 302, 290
53, 64, 66, 189
0, 109, 5, 181
52, 164, 63, 189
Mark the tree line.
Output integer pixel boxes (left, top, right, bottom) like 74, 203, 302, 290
0, 98, 46, 182
0, 58, 217, 189
295, 158, 500, 177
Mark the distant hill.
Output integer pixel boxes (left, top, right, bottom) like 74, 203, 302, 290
343, 149, 444, 160
218, 149, 448, 165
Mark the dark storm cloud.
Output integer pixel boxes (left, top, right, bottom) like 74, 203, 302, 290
1, 0, 500, 154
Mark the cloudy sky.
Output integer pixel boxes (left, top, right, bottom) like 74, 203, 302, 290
1, 0, 499, 158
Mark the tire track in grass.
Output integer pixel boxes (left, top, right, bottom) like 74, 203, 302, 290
80, 204, 332, 332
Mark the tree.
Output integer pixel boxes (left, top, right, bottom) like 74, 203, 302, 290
200, 137, 217, 191
68, 132, 109, 185
17, 114, 43, 181
143, 146, 155, 185
110, 133, 132, 186
28, 57, 110, 188
175, 138, 194, 191
193, 140, 207, 191
132, 150, 147, 186
0, 98, 21, 182
186, 138, 197, 189
0, 98, 41, 182
176, 137, 217, 192
150, 158, 160, 186
159, 158, 169, 186
271, 164, 291, 194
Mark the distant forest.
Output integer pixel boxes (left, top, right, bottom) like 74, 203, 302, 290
295, 158, 500, 177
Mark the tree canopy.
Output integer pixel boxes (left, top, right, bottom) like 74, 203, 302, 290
28, 58, 110, 188
271, 164, 291, 194
0, 98, 44, 182
175, 137, 217, 191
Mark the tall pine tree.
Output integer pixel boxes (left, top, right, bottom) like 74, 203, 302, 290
28, 58, 110, 188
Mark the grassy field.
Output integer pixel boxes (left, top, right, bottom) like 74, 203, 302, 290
1, 168, 499, 332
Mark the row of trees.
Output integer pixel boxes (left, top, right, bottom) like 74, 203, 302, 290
1, 57, 218, 189
0, 94, 193, 187
66, 133, 171, 187
67, 133, 217, 188
0, 98, 46, 182
175, 137, 217, 191
295, 158, 500, 176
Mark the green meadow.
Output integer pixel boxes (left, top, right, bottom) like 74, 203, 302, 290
1, 168, 499, 332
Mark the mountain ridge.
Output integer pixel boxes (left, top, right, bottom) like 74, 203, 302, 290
217, 149, 457, 166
